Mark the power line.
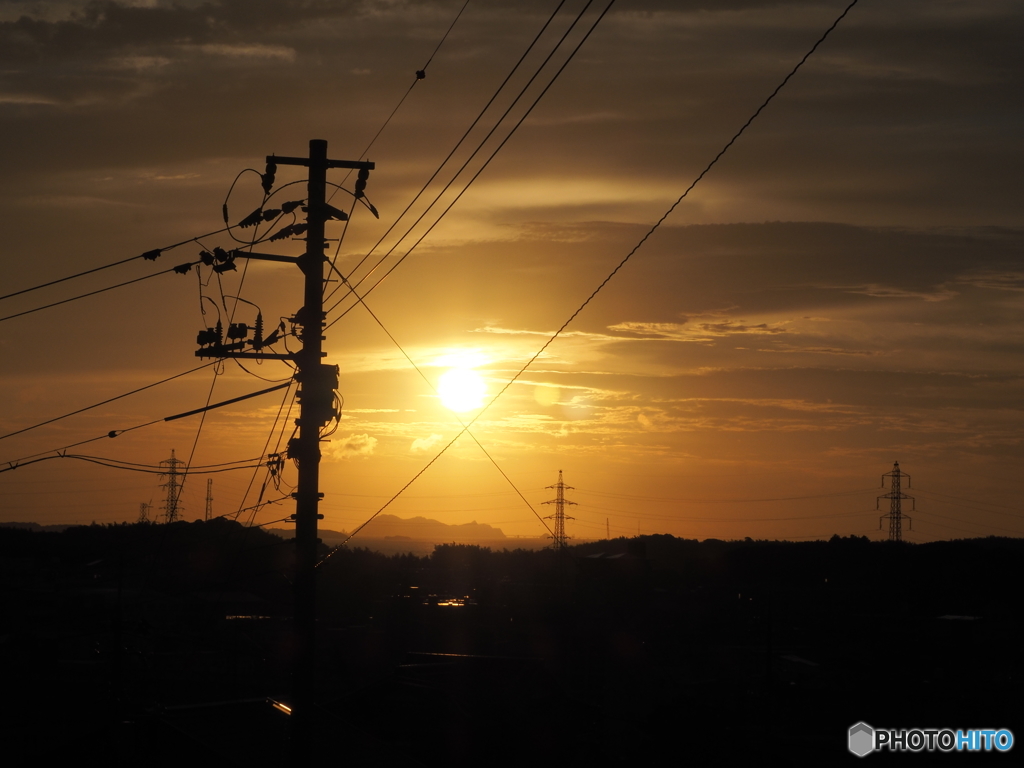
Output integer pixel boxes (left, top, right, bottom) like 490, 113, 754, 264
572, 486, 877, 504
322, 0, 575, 309
316, 267, 553, 565
1, 381, 291, 474
333, 0, 606, 317
0, 360, 221, 442
1, 453, 266, 476
0, 260, 201, 324
337, 0, 471, 178
0, 224, 245, 304
325, 0, 862, 536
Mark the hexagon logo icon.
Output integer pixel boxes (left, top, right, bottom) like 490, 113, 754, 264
849, 722, 875, 757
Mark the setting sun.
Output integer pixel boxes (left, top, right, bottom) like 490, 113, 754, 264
437, 368, 487, 412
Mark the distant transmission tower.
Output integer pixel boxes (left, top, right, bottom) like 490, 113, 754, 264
878, 461, 914, 541
138, 502, 152, 523
205, 478, 214, 521
543, 469, 576, 550
160, 449, 186, 523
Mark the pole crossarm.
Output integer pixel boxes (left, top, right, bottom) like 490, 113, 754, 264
270, 154, 375, 172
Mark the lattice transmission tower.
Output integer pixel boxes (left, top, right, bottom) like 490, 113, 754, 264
205, 478, 214, 521
160, 449, 186, 523
878, 461, 914, 541
543, 469, 576, 550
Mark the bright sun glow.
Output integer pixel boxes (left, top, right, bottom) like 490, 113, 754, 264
437, 368, 487, 412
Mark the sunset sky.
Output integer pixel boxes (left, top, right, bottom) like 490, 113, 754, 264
1, 0, 1022, 543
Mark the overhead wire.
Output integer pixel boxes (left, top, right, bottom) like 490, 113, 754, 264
15, 454, 266, 475
316, 267, 553, 565
1, 382, 290, 474
0, 219, 266, 306
0, 360, 221, 443
320, 0, 862, 536
332, 0, 471, 191
323, 0, 569, 305
237, 383, 296, 528
325, 0, 603, 323
0, 260, 201, 324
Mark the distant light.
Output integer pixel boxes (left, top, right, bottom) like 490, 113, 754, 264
269, 699, 292, 716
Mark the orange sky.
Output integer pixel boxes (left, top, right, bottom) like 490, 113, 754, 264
2, 0, 1023, 542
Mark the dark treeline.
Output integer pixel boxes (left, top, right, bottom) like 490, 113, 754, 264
2, 522, 1021, 765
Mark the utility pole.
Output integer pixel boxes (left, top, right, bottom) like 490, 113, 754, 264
159, 449, 184, 522
878, 461, 914, 542
543, 469, 576, 550
193, 139, 373, 765
204, 478, 213, 521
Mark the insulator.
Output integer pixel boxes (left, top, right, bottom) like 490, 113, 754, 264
199, 250, 215, 265
222, 203, 229, 224
141, 249, 162, 261
254, 312, 265, 346
212, 260, 236, 274
268, 225, 295, 242
281, 199, 304, 214
238, 208, 263, 228
213, 247, 229, 262
416, 70, 426, 80
173, 262, 193, 275
227, 322, 248, 340
197, 328, 220, 346
215, 320, 224, 340
262, 159, 277, 195
262, 208, 281, 221
354, 167, 369, 198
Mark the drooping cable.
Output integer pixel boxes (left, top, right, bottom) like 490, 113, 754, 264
1, 382, 291, 474
0, 261, 201, 324
0, 223, 255, 304
323, 0, 570, 305
315, 269, 553, 565
319, 0, 862, 543
0, 360, 221, 442
325, 0, 474, 210
325, 0, 613, 327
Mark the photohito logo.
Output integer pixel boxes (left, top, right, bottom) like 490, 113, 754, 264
848, 722, 1014, 757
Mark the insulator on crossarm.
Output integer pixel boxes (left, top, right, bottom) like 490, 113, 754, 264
254, 312, 265, 347
173, 262, 193, 275
262, 208, 281, 221
227, 322, 248, 341
281, 200, 304, 214
196, 327, 220, 346
199, 250, 215, 266
354, 167, 369, 199
141, 249, 162, 261
238, 208, 263, 229
268, 225, 295, 242
262, 159, 277, 195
